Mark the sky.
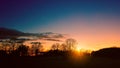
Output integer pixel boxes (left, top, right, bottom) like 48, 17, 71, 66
0, 0, 120, 50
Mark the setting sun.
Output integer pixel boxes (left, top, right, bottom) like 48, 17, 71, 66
75, 45, 81, 52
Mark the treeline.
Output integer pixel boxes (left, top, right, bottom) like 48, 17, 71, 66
1, 37, 120, 59
0, 38, 79, 57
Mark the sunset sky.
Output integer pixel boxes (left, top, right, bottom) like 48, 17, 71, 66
0, 0, 120, 50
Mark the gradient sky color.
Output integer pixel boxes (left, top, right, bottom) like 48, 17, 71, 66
0, 0, 120, 50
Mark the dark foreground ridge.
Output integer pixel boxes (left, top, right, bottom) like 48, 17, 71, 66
0, 47, 120, 68
91, 47, 120, 59
0, 56, 120, 68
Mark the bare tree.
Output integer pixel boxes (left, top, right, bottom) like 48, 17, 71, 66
65, 38, 77, 51
51, 43, 60, 50
2, 41, 11, 53
31, 42, 42, 56
60, 43, 67, 51
17, 45, 29, 56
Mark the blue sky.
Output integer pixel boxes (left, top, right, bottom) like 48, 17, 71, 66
0, 0, 120, 32
0, 0, 120, 50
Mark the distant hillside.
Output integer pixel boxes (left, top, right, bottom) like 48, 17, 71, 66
91, 47, 120, 59
0, 27, 25, 39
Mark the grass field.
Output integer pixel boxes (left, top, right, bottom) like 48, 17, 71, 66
0, 56, 120, 68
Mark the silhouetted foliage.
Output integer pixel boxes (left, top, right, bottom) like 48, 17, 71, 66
16, 45, 29, 56
65, 38, 77, 51
42, 50, 69, 57
60, 43, 67, 51
51, 43, 60, 50
31, 42, 42, 56
35, 49, 39, 56
0, 50, 8, 56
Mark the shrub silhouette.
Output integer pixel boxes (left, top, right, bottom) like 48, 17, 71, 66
42, 50, 68, 57
16, 45, 29, 56
0, 50, 8, 56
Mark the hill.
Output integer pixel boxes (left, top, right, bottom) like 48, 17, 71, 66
91, 47, 120, 58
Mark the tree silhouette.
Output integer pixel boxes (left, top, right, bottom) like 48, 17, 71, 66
51, 43, 60, 50
1, 41, 11, 54
17, 45, 29, 56
60, 43, 67, 51
9, 40, 16, 51
65, 38, 77, 51
31, 42, 42, 56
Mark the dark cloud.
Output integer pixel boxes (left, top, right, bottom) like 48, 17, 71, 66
39, 32, 65, 38
44, 38, 62, 42
38, 32, 66, 42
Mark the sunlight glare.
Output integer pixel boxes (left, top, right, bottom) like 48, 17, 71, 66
76, 45, 81, 52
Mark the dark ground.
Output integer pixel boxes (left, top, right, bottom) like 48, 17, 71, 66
0, 56, 120, 68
